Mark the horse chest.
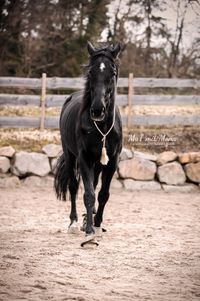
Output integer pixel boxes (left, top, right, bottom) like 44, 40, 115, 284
79, 109, 122, 162
83, 131, 119, 162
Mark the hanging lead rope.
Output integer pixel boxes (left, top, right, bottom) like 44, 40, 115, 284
93, 108, 115, 165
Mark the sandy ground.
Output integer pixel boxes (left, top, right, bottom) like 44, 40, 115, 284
0, 185, 200, 301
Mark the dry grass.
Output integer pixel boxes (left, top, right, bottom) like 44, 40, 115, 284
0, 125, 199, 153
122, 105, 200, 116
0, 129, 60, 152
0, 105, 200, 153
0, 106, 61, 117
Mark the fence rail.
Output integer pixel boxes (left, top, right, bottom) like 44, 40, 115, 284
1, 94, 200, 107
0, 76, 200, 90
0, 74, 200, 129
1, 76, 200, 89
1, 115, 200, 129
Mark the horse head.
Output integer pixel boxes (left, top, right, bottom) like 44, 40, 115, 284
86, 42, 121, 122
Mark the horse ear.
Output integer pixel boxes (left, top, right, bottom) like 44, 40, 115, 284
87, 41, 95, 56
111, 43, 121, 58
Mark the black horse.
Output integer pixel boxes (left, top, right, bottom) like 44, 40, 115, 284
54, 42, 122, 246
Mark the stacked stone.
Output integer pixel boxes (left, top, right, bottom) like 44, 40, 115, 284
0, 145, 200, 192
0, 144, 62, 188
118, 149, 200, 192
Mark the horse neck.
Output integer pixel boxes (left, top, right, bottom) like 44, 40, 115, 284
106, 94, 116, 122
82, 81, 91, 109
107, 79, 117, 121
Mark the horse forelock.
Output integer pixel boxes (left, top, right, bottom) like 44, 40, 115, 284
84, 44, 118, 69
83, 48, 119, 81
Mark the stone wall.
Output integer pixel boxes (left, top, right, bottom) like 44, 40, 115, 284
0, 145, 200, 192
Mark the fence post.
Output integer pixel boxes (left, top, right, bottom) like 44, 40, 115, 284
128, 73, 133, 129
40, 73, 46, 130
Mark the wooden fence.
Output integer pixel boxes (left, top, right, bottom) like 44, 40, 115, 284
0, 74, 200, 129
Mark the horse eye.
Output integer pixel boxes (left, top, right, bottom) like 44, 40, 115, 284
109, 77, 114, 84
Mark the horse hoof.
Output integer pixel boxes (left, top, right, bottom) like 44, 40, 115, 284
68, 221, 79, 234
80, 214, 87, 232
94, 227, 103, 240
81, 235, 99, 248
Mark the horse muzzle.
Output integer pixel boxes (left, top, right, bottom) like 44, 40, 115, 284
90, 106, 105, 122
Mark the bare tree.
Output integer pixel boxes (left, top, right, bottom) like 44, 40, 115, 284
167, 0, 200, 77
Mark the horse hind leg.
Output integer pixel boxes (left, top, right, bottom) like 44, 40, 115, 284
68, 155, 80, 234
68, 177, 79, 233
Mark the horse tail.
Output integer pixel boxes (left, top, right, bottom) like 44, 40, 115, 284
54, 153, 69, 201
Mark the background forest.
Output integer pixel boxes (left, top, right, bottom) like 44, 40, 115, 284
0, 0, 200, 78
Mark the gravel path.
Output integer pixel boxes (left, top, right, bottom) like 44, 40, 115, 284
0, 186, 200, 301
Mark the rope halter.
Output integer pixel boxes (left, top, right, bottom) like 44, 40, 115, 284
93, 108, 115, 165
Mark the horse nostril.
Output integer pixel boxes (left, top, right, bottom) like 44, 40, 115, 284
101, 107, 105, 116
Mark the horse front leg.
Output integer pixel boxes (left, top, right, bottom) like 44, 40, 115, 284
79, 154, 95, 237
94, 156, 118, 233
